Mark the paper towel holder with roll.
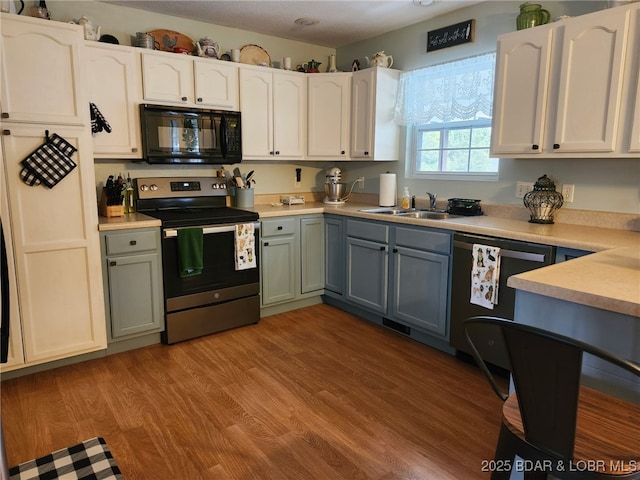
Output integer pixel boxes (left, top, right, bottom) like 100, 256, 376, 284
379, 172, 397, 207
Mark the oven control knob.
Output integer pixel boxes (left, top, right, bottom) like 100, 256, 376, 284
211, 184, 219, 189
139, 184, 149, 191
150, 184, 158, 191
219, 184, 226, 189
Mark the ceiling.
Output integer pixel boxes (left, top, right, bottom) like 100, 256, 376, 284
101, 0, 481, 48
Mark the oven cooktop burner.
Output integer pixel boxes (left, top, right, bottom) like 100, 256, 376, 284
147, 207, 258, 228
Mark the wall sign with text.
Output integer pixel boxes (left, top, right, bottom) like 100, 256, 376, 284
427, 19, 475, 52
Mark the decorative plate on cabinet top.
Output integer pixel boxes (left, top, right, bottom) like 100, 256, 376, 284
239, 44, 271, 66
147, 29, 195, 53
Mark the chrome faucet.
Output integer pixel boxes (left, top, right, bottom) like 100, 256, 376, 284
425, 192, 437, 210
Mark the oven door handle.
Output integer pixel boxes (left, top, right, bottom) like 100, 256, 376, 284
164, 222, 260, 238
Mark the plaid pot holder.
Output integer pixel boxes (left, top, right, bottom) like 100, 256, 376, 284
9, 437, 124, 480
90, 103, 112, 134
20, 133, 77, 188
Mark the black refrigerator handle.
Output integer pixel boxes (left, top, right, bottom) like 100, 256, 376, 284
0, 219, 10, 364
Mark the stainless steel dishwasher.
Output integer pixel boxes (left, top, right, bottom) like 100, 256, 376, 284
449, 233, 555, 370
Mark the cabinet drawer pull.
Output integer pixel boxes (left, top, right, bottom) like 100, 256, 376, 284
532, 144, 539, 150
364, 151, 369, 156
264, 242, 270, 246
277, 226, 283, 230
2, 129, 10, 135
393, 248, 398, 253
131, 147, 138, 153
379, 246, 386, 251
1, 113, 9, 119
181, 96, 188, 101
553, 143, 560, 149
130, 240, 137, 246
109, 261, 117, 266
197, 97, 203, 103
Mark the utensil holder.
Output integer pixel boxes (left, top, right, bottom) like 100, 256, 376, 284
235, 188, 254, 208
99, 188, 125, 218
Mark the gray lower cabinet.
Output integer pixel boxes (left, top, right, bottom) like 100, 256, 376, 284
261, 215, 324, 307
100, 227, 164, 341
345, 219, 389, 313
324, 215, 344, 295
389, 226, 451, 338
339, 218, 453, 345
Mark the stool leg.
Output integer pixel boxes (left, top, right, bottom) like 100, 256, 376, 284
491, 423, 516, 480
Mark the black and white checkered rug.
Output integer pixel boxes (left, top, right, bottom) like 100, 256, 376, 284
9, 437, 123, 480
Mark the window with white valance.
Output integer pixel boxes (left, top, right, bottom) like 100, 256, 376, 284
395, 52, 499, 180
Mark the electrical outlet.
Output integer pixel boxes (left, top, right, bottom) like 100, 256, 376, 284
516, 181, 534, 198
357, 176, 365, 189
561, 184, 575, 203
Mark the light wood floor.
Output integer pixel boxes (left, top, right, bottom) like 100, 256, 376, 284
1, 304, 506, 479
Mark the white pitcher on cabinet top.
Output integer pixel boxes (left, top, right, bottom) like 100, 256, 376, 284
366, 51, 393, 68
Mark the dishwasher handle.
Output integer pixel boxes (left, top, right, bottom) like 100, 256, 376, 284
453, 240, 548, 263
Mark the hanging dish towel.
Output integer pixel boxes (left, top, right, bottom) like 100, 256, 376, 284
90, 102, 112, 134
470, 244, 501, 309
235, 223, 256, 270
20, 132, 77, 188
177, 228, 204, 278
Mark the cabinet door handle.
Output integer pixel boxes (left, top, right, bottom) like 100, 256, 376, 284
393, 248, 398, 253
364, 151, 369, 156
532, 144, 539, 150
275, 151, 280, 155
1, 113, 9, 119
277, 226, 283, 230
129, 240, 137, 246
2, 130, 10, 136
109, 261, 117, 266
264, 242, 269, 246
181, 96, 188, 102
197, 97, 203, 103
341, 150, 345, 155
553, 143, 560, 149
379, 246, 386, 251
270, 151, 274, 155
131, 147, 138, 153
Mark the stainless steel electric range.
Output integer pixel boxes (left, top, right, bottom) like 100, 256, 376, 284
134, 177, 260, 344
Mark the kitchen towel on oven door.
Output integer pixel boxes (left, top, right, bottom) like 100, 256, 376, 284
177, 228, 204, 277
470, 244, 501, 309
234, 223, 256, 270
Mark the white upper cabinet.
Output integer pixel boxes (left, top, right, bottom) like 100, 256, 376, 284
239, 66, 306, 160
84, 42, 142, 158
491, 26, 553, 155
141, 50, 239, 110
553, 7, 629, 153
491, 3, 640, 158
307, 73, 351, 160
350, 67, 400, 161
0, 14, 87, 125
193, 57, 239, 110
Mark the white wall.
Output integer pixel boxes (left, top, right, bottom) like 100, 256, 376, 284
336, 1, 640, 214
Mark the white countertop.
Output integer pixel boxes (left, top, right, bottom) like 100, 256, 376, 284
508, 246, 640, 317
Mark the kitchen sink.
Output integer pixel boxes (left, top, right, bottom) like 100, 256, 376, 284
359, 208, 457, 220
396, 210, 454, 220
359, 207, 406, 214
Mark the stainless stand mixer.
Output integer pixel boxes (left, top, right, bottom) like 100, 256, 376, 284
324, 167, 347, 205
323, 167, 364, 205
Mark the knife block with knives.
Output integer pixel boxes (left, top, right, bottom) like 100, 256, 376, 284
99, 174, 125, 218
99, 187, 125, 217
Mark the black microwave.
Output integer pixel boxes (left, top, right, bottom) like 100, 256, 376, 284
140, 104, 242, 164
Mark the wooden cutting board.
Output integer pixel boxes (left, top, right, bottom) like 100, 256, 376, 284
147, 29, 194, 53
